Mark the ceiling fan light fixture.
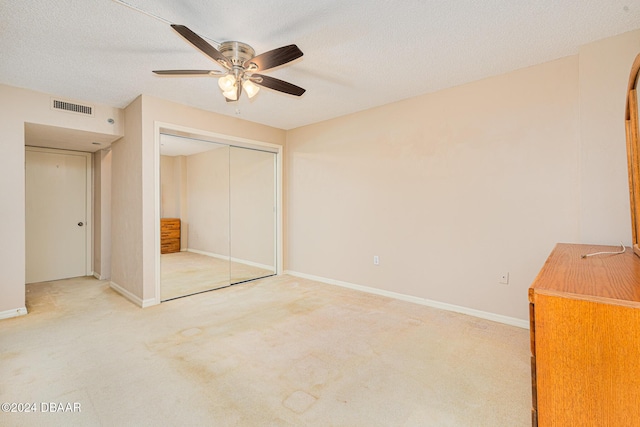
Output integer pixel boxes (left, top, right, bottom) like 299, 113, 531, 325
155, 25, 305, 103
243, 80, 260, 98
222, 88, 238, 101
218, 74, 236, 91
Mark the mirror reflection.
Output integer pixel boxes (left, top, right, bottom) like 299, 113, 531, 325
230, 146, 277, 283
159, 133, 276, 301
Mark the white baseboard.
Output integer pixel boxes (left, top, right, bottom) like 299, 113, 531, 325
186, 248, 275, 271
0, 307, 28, 320
284, 270, 529, 329
109, 281, 157, 308
187, 248, 228, 261
231, 256, 274, 271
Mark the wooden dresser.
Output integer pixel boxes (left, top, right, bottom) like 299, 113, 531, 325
529, 243, 640, 426
160, 218, 180, 254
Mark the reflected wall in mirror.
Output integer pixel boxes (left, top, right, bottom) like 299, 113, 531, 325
160, 135, 230, 301
230, 147, 276, 283
625, 53, 640, 258
159, 133, 277, 301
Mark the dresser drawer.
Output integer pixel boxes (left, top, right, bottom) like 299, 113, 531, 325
161, 229, 180, 240
161, 239, 180, 254
161, 218, 180, 231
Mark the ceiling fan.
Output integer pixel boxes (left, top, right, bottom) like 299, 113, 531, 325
153, 25, 306, 102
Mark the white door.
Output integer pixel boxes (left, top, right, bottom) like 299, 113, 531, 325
26, 147, 91, 283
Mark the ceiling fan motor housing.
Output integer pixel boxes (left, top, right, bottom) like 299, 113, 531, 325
219, 41, 255, 67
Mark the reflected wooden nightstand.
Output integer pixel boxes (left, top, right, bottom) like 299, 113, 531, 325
160, 218, 180, 254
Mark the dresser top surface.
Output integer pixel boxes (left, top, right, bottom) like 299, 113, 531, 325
529, 243, 640, 305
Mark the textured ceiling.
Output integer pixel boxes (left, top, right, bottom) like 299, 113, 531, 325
2, 1, 640, 130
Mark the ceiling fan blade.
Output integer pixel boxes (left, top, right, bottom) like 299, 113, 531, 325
171, 24, 231, 69
244, 45, 303, 72
252, 74, 306, 96
153, 70, 217, 75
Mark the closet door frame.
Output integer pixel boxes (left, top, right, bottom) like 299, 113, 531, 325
152, 122, 283, 305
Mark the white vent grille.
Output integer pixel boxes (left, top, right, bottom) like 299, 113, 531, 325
51, 99, 94, 116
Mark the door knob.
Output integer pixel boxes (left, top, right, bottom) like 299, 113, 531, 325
78, 222, 84, 227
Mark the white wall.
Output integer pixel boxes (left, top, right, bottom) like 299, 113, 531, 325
0, 84, 123, 318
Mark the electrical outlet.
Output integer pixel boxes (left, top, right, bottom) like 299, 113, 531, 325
373, 255, 380, 265
499, 272, 509, 285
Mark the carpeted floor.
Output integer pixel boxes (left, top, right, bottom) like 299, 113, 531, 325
1, 275, 531, 426
161, 251, 275, 300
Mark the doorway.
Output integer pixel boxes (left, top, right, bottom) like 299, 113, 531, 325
25, 146, 92, 283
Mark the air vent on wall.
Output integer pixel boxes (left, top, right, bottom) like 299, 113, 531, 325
51, 98, 94, 116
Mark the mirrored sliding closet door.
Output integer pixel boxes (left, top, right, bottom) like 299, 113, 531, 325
229, 146, 277, 284
159, 133, 276, 301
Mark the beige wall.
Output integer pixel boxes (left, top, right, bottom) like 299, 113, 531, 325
93, 148, 112, 280
286, 56, 580, 321
285, 29, 640, 322
110, 95, 285, 304
0, 84, 123, 317
230, 147, 276, 268
578, 30, 640, 243
110, 96, 144, 299
186, 147, 230, 256
161, 154, 191, 250
160, 155, 181, 218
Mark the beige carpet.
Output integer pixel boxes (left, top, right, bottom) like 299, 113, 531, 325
161, 251, 275, 301
1, 275, 531, 426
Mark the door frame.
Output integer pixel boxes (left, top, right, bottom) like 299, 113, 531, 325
153, 122, 284, 305
25, 146, 93, 280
